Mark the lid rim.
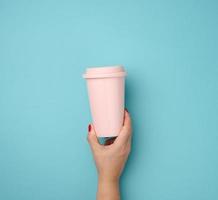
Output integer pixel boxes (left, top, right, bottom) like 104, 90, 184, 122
83, 71, 127, 79
85, 65, 124, 74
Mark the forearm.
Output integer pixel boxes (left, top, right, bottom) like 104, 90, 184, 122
97, 177, 120, 200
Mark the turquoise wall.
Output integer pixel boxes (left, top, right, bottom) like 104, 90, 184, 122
0, 0, 218, 199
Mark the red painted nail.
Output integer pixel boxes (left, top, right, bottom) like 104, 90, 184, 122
88, 124, 91, 132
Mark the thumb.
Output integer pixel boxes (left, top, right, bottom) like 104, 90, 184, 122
87, 124, 100, 151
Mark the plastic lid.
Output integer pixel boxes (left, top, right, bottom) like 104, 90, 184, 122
83, 65, 126, 79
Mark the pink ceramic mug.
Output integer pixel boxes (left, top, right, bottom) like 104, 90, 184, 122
83, 65, 126, 137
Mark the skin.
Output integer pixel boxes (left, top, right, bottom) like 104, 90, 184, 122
87, 110, 132, 200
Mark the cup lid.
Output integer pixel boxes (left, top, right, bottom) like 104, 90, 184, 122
83, 65, 126, 79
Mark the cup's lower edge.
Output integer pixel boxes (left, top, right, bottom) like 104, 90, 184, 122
97, 134, 119, 138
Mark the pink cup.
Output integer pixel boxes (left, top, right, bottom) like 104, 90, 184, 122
83, 65, 127, 137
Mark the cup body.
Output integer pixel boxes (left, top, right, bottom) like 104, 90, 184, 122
83, 65, 126, 137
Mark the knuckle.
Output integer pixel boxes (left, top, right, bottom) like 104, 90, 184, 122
119, 145, 129, 156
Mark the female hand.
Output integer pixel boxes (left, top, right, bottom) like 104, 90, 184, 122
87, 110, 132, 200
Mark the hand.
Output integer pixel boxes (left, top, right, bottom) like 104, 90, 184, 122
87, 110, 132, 200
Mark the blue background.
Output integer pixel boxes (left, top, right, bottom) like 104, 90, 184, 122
0, 0, 218, 199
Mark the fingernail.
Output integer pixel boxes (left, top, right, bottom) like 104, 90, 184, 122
125, 108, 129, 113
88, 124, 91, 132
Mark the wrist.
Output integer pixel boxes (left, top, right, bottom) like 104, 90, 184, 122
97, 175, 120, 200
98, 174, 120, 184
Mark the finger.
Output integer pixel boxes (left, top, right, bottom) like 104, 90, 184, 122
87, 124, 101, 151
104, 137, 117, 146
114, 110, 132, 146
